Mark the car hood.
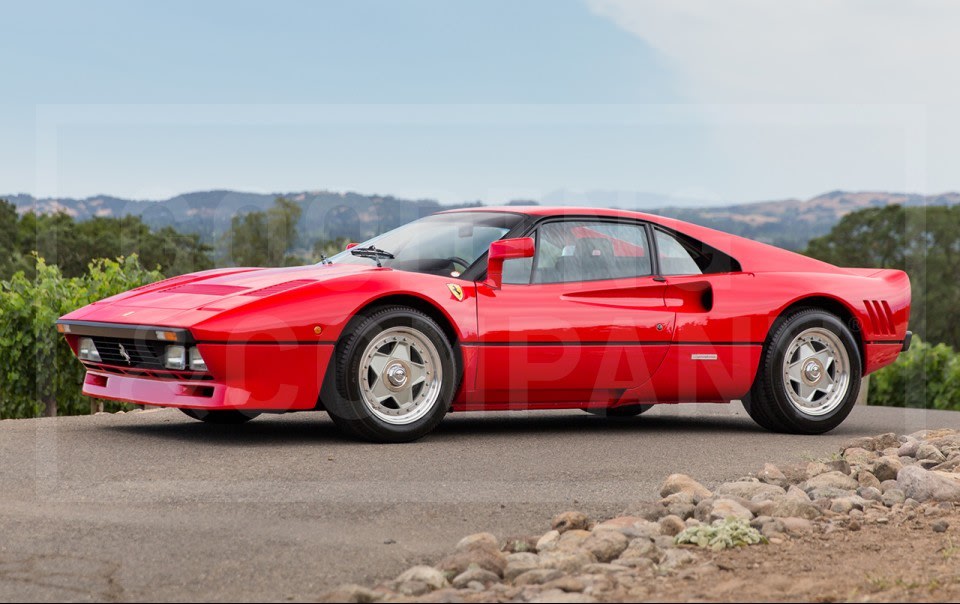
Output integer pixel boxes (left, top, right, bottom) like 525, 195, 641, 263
61, 263, 380, 326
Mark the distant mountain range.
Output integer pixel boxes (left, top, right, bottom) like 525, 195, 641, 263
6, 189, 960, 250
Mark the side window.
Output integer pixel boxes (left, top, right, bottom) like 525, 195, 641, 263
654, 228, 741, 275
532, 221, 652, 284
501, 253, 533, 284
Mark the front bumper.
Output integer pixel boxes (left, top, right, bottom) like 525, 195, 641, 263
902, 331, 913, 352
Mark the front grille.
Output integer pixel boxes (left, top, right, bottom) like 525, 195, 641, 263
84, 362, 213, 381
90, 336, 167, 370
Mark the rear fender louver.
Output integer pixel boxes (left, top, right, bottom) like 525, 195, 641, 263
863, 299, 895, 336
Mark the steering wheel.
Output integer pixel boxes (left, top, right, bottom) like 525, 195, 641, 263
448, 256, 471, 271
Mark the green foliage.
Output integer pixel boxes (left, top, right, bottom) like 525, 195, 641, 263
675, 518, 767, 551
805, 204, 960, 349
2, 201, 213, 280
0, 255, 163, 418
869, 337, 960, 410
222, 197, 304, 266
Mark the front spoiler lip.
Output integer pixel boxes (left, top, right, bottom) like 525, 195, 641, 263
57, 320, 193, 344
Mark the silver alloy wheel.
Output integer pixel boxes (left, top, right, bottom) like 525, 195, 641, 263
358, 326, 443, 425
782, 327, 850, 417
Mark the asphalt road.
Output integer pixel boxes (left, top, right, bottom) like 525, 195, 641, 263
2, 403, 960, 602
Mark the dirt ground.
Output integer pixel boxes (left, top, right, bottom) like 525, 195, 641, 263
646, 510, 960, 603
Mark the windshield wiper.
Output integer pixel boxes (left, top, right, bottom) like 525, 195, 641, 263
350, 245, 395, 267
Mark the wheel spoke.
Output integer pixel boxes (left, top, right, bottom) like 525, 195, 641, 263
811, 349, 835, 372
798, 341, 816, 360
796, 381, 817, 402
406, 361, 427, 386
369, 351, 392, 375
392, 341, 411, 362
786, 360, 805, 383
393, 386, 413, 407
370, 377, 393, 403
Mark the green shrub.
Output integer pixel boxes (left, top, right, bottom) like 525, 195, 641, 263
0, 255, 163, 418
868, 337, 960, 410
675, 517, 767, 550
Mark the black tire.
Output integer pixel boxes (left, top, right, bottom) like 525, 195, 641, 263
180, 408, 260, 424
743, 308, 862, 435
323, 306, 459, 443
583, 404, 653, 418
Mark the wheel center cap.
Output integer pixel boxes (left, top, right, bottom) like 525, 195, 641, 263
386, 363, 407, 387
803, 359, 823, 384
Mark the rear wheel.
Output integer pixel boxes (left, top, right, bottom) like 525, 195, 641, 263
180, 408, 260, 424
743, 308, 861, 434
583, 404, 653, 418
324, 306, 458, 443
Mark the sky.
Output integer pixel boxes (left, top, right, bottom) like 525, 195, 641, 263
2, 0, 960, 206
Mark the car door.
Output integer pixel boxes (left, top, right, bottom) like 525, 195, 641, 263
471, 218, 675, 408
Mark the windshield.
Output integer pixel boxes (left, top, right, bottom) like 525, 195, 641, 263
327, 211, 524, 278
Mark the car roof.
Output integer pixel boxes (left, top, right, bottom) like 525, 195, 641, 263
438, 205, 663, 222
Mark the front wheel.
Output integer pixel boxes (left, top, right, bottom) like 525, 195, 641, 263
743, 308, 861, 434
324, 306, 459, 443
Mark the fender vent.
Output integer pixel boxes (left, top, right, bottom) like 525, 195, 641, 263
863, 299, 895, 335
245, 279, 316, 297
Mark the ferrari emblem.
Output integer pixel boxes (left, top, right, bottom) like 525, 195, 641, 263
118, 343, 132, 364
447, 283, 464, 301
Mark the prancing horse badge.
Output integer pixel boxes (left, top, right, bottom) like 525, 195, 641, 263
447, 283, 464, 301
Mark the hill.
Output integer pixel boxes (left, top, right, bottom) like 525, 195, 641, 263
7, 189, 960, 250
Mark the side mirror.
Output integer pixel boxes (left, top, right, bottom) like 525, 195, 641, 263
486, 237, 534, 289
345, 242, 359, 250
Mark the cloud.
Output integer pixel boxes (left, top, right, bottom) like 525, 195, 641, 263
587, 0, 960, 103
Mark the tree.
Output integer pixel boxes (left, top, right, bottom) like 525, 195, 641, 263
805, 204, 960, 349
222, 197, 303, 267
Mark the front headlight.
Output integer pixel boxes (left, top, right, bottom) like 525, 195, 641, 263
164, 345, 186, 370
78, 337, 101, 362
188, 346, 207, 372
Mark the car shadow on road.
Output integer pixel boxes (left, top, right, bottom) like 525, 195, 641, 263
100, 407, 774, 446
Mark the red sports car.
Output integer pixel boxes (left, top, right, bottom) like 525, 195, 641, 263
57, 207, 911, 442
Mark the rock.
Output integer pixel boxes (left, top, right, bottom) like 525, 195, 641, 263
854, 433, 900, 452
779, 517, 815, 535
830, 498, 856, 514
539, 550, 597, 573
804, 471, 859, 492
503, 553, 541, 581
659, 491, 697, 507
826, 459, 853, 475
665, 501, 696, 520
881, 488, 906, 507
897, 466, 960, 502
659, 474, 712, 502
580, 531, 628, 563
396, 566, 448, 591
552, 511, 591, 533
452, 567, 501, 588
658, 548, 698, 572
456, 532, 499, 552
593, 517, 661, 540
932, 520, 950, 533
857, 486, 883, 503
870, 456, 904, 482
808, 487, 857, 501
857, 470, 881, 490
435, 539, 507, 577
768, 498, 821, 520
512, 568, 564, 586
714, 481, 786, 502
704, 498, 753, 522
502, 535, 539, 553
555, 529, 592, 551
778, 463, 810, 485
757, 463, 788, 487
536, 530, 561, 552
917, 443, 947, 463
619, 538, 661, 563
581, 562, 630, 574
543, 575, 586, 593
658, 515, 686, 537
786, 485, 811, 501
620, 501, 668, 522
530, 588, 596, 603
898, 440, 921, 458
880, 479, 899, 493
395, 581, 430, 597
319, 584, 383, 603
805, 462, 833, 479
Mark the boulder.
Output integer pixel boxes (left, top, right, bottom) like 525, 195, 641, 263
659, 474, 712, 502
452, 568, 501, 589
804, 471, 858, 492
396, 566, 448, 591
551, 511, 591, 533
768, 498, 821, 520
580, 530, 628, 563
704, 498, 753, 522
897, 466, 960, 502
714, 481, 786, 502
870, 456, 904, 482
757, 463, 788, 488
856, 470, 881, 490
